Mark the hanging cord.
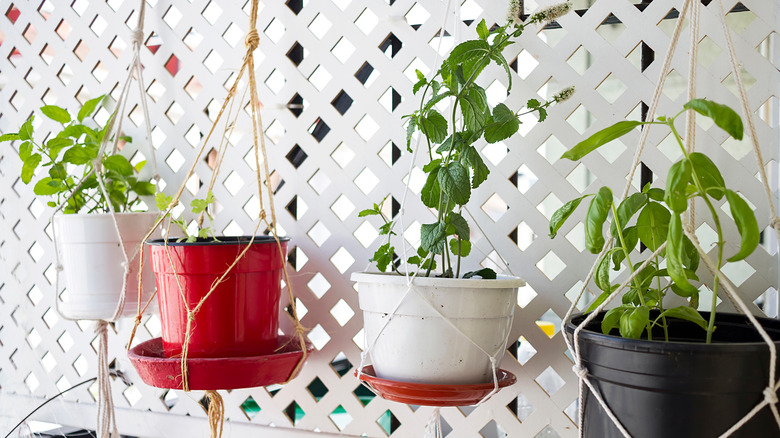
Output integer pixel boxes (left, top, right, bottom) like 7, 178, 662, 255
424, 407, 443, 438
126, 2, 308, 435
205, 390, 225, 438
95, 320, 120, 438
559, 0, 694, 436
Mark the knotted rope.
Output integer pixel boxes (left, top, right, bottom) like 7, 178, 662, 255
95, 320, 119, 438
561, 0, 780, 436
126, 0, 308, 435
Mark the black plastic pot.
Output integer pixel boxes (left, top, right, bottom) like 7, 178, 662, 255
566, 311, 780, 438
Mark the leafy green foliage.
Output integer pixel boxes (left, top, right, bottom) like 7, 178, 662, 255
549, 98, 761, 343
361, 13, 572, 278
155, 191, 217, 243
0, 98, 154, 214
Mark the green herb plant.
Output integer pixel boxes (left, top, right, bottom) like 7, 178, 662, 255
155, 191, 219, 243
550, 98, 759, 343
0, 96, 156, 213
361, 2, 574, 279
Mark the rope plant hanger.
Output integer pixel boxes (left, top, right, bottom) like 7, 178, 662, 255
126, 1, 308, 436
561, 0, 780, 436
47, 1, 159, 436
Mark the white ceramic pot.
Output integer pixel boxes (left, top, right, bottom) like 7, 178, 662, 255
54, 212, 159, 320
352, 271, 523, 385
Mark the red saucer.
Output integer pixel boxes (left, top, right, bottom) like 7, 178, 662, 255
355, 366, 517, 407
129, 336, 313, 390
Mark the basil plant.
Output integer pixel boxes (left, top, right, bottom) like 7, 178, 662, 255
550, 99, 759, 343
361, 2, 575, 279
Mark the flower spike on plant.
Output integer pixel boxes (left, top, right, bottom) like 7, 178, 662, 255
361, 2, 574, 278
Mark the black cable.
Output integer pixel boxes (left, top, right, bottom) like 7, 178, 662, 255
3, 377, 97, 438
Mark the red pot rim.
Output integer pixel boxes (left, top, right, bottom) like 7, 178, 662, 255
146, 235, 290, 246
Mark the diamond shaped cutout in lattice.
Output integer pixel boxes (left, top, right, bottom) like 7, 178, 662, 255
354, 168, 379, 195
330, 247, 355, 274
306, 376, 329, 402
308, 169, 331, 195
309, 13, 332, 39
596, 13, 626, 43
537, 193, 563, 221
42, 307, 58, 329
510, 335, 537, 366
330, 405, 352, 431
355, 7, 379, 35
567, 46, 593, 76
512, 222, 536, 251
330, 298, 355, 327
535, 425, 562, 437
331, 195, 355, 222
536, 308, 562, 338
514, 164, 538, 194
567, 105, 595, 135
354, 221, 379, 248
538, 135, 566, 164
160, 389, 178, 411
566, 163, 593, 194
535, 366, 566, 396
240, 395, 260, 420
308, 324, 331, 350
308, 221, 331, 247
482, 193, 508, 222
597, 74, 627, 104
284, 400, 305, 426
721, 260, 756, 287
377, 409, 401, 436
307, 272, 331, 299
27, 285, 42, 305
565, 280, 592, 311
264, 17, 285, 44
330, 351, 353, 377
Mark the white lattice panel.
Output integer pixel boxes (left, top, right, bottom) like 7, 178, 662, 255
0, 0, 778, 437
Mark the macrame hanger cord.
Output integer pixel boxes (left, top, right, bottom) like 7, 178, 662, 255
559, 0, 694, 436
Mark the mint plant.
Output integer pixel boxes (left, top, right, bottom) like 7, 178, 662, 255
550, 99, 758, 343
0, 96, 156, 213
155, 191, 218, 243
361, 2, 574, 278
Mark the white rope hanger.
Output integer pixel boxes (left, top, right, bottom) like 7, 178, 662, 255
560, 1, 780, 437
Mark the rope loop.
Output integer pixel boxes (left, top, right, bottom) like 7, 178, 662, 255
765, 387, 779, 405
245, 28, 260, 51
771, 216, 780, 232
572, 364, 588, 379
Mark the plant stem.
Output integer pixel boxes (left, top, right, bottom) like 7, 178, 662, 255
668, 120, 724, 343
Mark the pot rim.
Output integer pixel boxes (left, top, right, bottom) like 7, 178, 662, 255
565, 311, 780, 352
146, 235, 290, 247
351, 271, 525, 288
54, 211, 160, 220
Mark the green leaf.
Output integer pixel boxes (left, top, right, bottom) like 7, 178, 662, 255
40, 105, 71, 124
646, 187, 665, 202
689, 152, 725, 200
46, 137, 73, 158
21, 153, 41, 184
461, 146, 489, 189
103, 155, 134, 177
0, 133, 20, 142
476, 19, 489, 40
419, 110, 448, 144
33, 177, 62, 195
610, 193, 647, 237
659, 306, 708, 331
358, 208, 379, 217
446, 211, 470, 239
18, 141, 32, 161
155, 192, 173, 211
549, 194, 593, 238
370, 243, 395, 272
460, 86, 488, 132
619, 306, 649, 339
595, 249, 617, 292
664, 158, 692, 213
413, 77, 427, 95
489, 51, 512, 91
191, 198, 209, 214
63, 146, 95, 165
405, 115, 418, 152
449, 238, 471, 257
421, 167, 442, 208
484, 103, 520, 143
561, 121, 645, 161
682, 235, 700, 271
48, 162, 67, 180
438, 161, 470, 205
448, 40, 490, 75
587, 290, 611, 313
667, 214, 699, 295
134, 160, 147, 173
133, 181, 156, 196
636, 202, 670, 251
725, 189, 759, 262
602, 306, 629, 334
684, 98, 743, 140
421, 221, 447, 254
423, 158, 442, 173
612, 226, 638, 269
585, 187, 613, 254
78, 95, 105, 122
19, 117, 34, 141
463, 267, 497, 279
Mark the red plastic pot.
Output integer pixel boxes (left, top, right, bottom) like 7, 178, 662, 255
147, 236, 289, 358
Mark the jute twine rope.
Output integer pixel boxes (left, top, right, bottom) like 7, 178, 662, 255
126, 1, 307, 435
561, 0, 780, 436
49, 1, 158, 436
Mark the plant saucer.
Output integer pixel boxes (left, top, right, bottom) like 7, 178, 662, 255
129, 335, 313, 390
355, 365, 516, 407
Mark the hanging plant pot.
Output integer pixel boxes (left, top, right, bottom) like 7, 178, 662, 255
352, 272, 523, 385
147, 235, 289, 358
54, 212, 159, 320
566, 311, 780, 438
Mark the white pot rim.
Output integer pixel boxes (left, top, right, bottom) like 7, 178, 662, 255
351, 271, 525, 288
54, 211, 160, 220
